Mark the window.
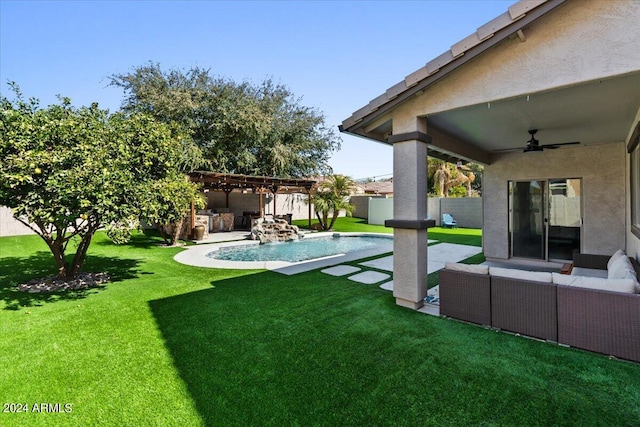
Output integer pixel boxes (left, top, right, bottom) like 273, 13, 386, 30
630, 123, 640, 238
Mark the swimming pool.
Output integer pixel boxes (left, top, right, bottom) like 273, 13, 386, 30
173, 232, 393, 274
207, 235, 390, 263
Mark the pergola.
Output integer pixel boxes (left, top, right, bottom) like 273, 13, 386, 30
188, 171, 317, 231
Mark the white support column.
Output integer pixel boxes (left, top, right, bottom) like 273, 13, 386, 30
385, 131, 431, 309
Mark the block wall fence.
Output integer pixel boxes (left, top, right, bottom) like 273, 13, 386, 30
0, 195, 485, 237
358, 196, 483, 229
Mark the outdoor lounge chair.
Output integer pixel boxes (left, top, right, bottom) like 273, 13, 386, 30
442, 213, 457, 228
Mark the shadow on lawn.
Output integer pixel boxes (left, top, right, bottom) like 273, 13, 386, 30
148, 271, 273, 426
148, 269, 395, 426
94, 229, 167, 249
0, 251, 143, 310
148, 268, 640, 426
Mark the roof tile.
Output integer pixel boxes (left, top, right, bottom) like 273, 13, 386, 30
477, 12, 514, 40
352, 104, 374, 120
386, 81, 408, 100
426, 51, 455, 74
509, 0, 547, 20
369, 92, 390, 111
451, 32, 482, 57
405, 66, 431, 87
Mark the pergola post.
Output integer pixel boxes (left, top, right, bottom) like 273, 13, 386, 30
190, 200, 196, 239
272, 186, 278, 217
385, 131, 431, 309
307, 187, 313, 229
224, 188, 232, 208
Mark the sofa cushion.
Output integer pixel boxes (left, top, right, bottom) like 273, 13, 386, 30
445, 263, 489, 275
608, 256, 640, 292
552, 273, 636, 293
571, 267, 609, 278
607, 249, 626, 270
490, 267, 553, 283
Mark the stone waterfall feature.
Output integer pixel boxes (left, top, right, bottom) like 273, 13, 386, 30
250, 217, 302, 244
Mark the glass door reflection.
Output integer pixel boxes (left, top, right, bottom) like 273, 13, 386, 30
509, 180, 545, 260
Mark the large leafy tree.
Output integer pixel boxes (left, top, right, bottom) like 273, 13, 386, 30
0, 85, 201, 279
110, 63, 341, 177
311, 175, 356, 230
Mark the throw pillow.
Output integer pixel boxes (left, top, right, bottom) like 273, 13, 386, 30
607, 249, 626, 270
608, 256, 640, 292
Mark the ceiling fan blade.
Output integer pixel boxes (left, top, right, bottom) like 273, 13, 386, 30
541, 141, 581, 148
523, 145, 543, 153
493, 147, 524, 153
497, 134, 580, 153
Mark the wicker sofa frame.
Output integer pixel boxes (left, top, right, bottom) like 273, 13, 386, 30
557, 254, 640, 363
439, 269, 491, 326
439, 255, 640, 363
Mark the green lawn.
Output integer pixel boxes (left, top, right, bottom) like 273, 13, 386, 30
1, 219, 639, 426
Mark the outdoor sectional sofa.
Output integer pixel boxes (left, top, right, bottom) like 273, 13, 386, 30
439, 252, 640, 363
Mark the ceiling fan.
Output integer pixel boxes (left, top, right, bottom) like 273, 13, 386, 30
523, 129, 580, 152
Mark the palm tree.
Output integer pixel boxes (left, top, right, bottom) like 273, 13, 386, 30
449, 165, 476, 197
464, 171, 476, 197
311, 174, 356, 230
433, 163, 451, 197
429, 158, 478, 197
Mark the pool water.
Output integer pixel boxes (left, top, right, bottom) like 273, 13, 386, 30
206, 235, 392, 263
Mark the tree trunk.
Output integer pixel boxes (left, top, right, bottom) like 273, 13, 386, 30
322, 211, 330, 230
170, 218, 184, 246
155, 222, 171, 245
49, 240, 70, 279
68, 229, 97, 279
328, 211, 340, 230
315, 212, 325, 230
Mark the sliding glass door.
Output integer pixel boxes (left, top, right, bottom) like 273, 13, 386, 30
509, 179, 582, 261
509, 181, 545, 260
547, 178, 582, 260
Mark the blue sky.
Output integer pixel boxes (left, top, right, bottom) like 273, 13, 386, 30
1, 0, 513, 180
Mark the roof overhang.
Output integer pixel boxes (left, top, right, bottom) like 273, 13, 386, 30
427, 71, 640, 157
340, 0, 566, 138
340, 0, 640, 165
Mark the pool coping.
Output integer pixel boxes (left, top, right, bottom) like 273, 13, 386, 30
173, 232, 394, 275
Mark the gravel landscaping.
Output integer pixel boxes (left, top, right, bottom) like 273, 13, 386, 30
18, 272, 110, 293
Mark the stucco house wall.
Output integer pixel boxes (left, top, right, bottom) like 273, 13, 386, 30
484, 143, 626, 259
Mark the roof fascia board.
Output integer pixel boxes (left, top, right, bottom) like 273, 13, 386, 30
341, 0, 567, 137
